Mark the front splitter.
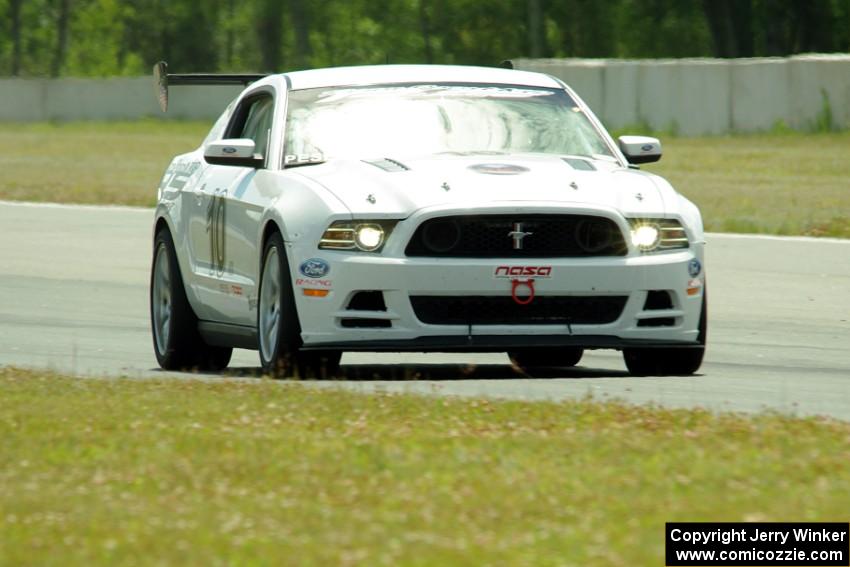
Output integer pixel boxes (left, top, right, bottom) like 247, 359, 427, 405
301, 334, 702, 352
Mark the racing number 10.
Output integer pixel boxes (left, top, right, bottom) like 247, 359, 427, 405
206, 189, 226, 275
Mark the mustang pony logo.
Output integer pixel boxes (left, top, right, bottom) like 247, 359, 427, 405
507, 222, 533, 250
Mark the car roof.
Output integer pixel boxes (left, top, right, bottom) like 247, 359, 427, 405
282, 64, 563, 91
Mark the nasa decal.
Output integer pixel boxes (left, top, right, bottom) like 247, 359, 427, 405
494, 265, 553, 278
300, 258, 330, 278
494, 265, 552, 305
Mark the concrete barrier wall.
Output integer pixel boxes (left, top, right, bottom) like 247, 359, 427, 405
1, 55, 848, 134
514, 54, 850, 134
0, 76, 241, 122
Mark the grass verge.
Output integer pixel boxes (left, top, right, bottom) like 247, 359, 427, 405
642, 132, 850, 238
0, 122, 848, 236
0, 120, 207, 208
2, 367, 849, 566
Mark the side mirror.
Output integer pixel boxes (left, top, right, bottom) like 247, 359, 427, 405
204, 139, 264, 168
618, 135, 662, 165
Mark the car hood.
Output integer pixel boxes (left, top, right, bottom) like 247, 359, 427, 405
289, 153, 671, 218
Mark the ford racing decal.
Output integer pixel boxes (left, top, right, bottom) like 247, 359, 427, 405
296, 278, 332, 288
300, 258, 330, 278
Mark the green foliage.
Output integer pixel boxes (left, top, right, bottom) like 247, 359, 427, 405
811, 89, 836, 133
65, 0, 141, 76
769, 119, 795, 135
1, 0, 849, 77
610, 0, 714, 58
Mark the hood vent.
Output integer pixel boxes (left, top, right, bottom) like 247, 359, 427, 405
363, 157, 410, 172
562, 158, 596, 171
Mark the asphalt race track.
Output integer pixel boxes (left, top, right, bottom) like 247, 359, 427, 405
2, 201, 848, 418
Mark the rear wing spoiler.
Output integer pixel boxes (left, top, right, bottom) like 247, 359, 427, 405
153, 61, 268, 112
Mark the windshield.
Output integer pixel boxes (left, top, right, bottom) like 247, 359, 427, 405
283, 83, 615, 164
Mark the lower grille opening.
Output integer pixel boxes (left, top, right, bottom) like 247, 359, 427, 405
637, 317, 676, 327
644, 290, 673, 310
410, 296, 627, 326
340, 318, 392, 328
347, 291, 387, 311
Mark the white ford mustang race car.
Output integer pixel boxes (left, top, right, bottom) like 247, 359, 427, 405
150, 63, 706, 377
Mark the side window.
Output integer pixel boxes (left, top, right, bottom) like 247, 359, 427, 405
202, 99, 237, 146
226, 93, 275, 159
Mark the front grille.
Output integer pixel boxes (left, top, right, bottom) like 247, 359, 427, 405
410, 296, 627, 325
405, 215, 627, 258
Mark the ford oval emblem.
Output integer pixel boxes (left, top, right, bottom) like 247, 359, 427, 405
688, 258, 701, 277
299, 258, 330, 278
222, 147, 237, 154
641, 144, 654, 152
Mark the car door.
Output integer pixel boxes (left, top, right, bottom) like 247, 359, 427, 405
188, 91, 276, 326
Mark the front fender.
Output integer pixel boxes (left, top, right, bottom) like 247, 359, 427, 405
255, 170, 351, 253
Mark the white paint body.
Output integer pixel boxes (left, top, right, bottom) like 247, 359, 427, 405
153, 65, 705, 351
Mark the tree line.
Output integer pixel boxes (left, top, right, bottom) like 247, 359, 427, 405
2, 0, 849, 77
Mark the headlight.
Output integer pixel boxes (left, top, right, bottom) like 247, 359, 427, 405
319, 220, 397, 252
628, 219, 689, 252
631, 224, 660, 250
354, 224, 384, 251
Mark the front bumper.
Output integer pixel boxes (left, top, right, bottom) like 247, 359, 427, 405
289, 248, 705, 351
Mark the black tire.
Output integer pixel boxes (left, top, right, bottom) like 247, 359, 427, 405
257, 232, 341, 379
150, 228, 233, 371
623, 290, 707, 376
509, 347, 584, 370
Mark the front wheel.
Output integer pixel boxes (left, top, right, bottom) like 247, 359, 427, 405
622, 291, 707, 376
257, 232, 340, 378
150, 229, 232, 371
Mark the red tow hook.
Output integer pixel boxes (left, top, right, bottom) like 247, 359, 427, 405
511, 279, 535, 305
